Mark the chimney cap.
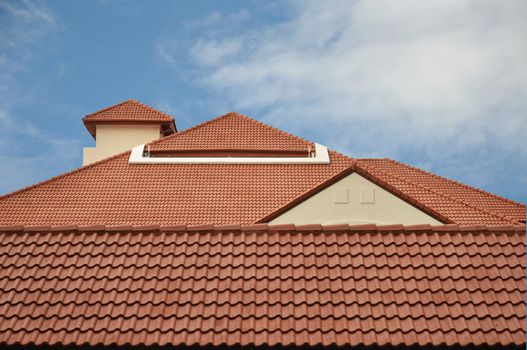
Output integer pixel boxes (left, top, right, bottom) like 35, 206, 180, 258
82, 99, 176, 139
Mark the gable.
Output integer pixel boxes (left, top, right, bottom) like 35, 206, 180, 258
270, 173, 444, 225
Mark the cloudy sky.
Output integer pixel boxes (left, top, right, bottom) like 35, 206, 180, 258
0, 0, 526, 203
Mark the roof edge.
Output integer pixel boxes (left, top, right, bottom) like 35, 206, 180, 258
0, 148, 132, 201
357, 159, 522, 225
388, 158, 526, 209
0, 223, 524, 234
83, 99, 173, 121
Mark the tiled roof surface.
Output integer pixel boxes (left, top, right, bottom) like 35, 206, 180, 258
0, 111, 524, 226
0, 153, 353, 226
356, 159, 526, 225
0, 224, 524, 348
150, 112, 312, 152
83, 99, 174, 122
82, 99, 175, 139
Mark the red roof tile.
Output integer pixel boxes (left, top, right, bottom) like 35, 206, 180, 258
356, 159, 525, 225
0, 111, 523, 226
0, 224, 524, 348
83, 99, 176, 138
150, 112, 313, 153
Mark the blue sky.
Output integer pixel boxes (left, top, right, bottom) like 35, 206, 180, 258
0, 0, 526, 203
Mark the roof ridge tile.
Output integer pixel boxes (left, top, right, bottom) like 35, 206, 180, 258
294, 224, 323, 232
240, 224, 269, 232
459, 225, 489, 232
187, 224, 215, 232
105, 225, 134, 232
377, 224, 405, 231
267, 224, 296, 232
321, 224, 350, 231
159, 225, 187, 232
2, 223, 522, 234
213, 224, 242, 232
403, 224, 432, 231
83, 99, 173, 121
49, 225, 78, 232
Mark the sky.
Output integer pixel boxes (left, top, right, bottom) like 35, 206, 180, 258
0, 0, 526, 203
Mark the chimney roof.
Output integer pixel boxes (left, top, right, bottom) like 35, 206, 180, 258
82, 99, 176, 139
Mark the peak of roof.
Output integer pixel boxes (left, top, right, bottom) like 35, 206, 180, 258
83, 99, 174, 121
149, 111, 314, 153
82, 99, 176, 138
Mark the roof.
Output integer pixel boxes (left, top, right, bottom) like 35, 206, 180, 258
0, 223, 524, 348
0, 111, 524, 226
150, 112, 313, 155
83, 99, 176, 139
356, 159, 526, 225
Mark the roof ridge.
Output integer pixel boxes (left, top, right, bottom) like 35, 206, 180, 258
232, 112, 313, 146
358, 160, 519, 225
387, 159, 525, 208
129, 99, 173, 120
1, 223, 524, 233
147, 111, 316, 150
146, 111, 237, 148
83, 99, 173, 121
83, 99, 133, 119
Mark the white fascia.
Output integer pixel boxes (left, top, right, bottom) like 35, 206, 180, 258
128, 143, 330, 164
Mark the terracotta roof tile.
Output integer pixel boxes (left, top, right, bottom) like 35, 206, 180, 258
0, 224, 524, 347
356, 159, 525, 225
0, 113, 354, 226
82, 99, 176, 138
0, 111, 523, 226
83, 99, 174, 123
150, 112, 312, 153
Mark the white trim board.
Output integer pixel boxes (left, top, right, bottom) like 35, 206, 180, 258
128, 143, 330, 164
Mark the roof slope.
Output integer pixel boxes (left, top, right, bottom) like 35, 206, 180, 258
0, 224, 524, 348
0, 111, 524, 226
357, 159, 526, 225
83, 99, 174, 122
0, 113, 353, 225
82, 99, 175, 138
150, 112, 312, 152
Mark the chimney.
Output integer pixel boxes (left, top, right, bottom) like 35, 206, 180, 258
82, 99, 176, 165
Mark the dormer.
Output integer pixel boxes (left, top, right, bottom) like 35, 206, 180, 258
82, 99, 176, 165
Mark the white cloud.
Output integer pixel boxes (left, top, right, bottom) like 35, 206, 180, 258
190, 38, 244, 67
183, 0, 527, 198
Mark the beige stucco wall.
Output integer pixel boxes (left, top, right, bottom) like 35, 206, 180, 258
83, 124, 161, 165
270, 172, 443, 225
